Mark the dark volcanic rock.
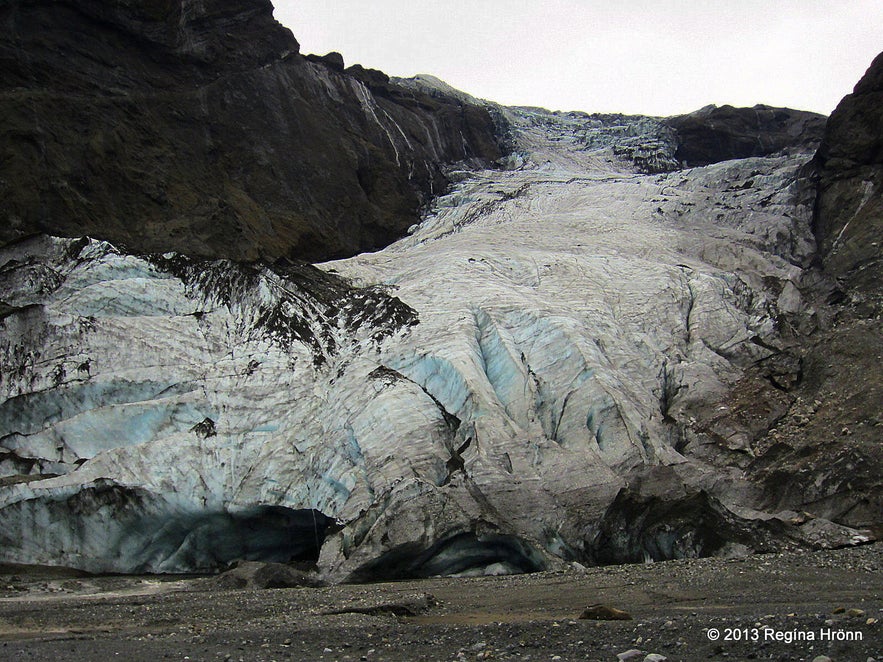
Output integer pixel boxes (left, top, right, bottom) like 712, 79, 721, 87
578, 604, 633, 621
744, 51, 883, 537
665, 104, 826, 167
0, 0, 503, 261
305, 51, 345, 71
813, 50, 883, 289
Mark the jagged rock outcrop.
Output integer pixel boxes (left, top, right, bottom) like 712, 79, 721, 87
0, 0, 503, 261
665, 104, 827, 167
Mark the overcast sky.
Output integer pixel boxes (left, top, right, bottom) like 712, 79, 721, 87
272, 1, 883, 117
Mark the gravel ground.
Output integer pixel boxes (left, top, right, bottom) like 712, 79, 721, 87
0, 544, 880, 661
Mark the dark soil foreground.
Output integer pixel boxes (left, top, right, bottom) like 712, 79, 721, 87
0, 544, 880, 662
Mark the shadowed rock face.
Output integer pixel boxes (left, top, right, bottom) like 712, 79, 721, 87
813, 51, 883, 291
0, 0, 503, 261
665, 104, 827, 167
743, 51, 883, 534
586, 489, 790, 564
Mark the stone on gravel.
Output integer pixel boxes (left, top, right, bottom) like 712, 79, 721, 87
213, 561, 325, 589
581, 604, 634, 621
322, 592, 439, 617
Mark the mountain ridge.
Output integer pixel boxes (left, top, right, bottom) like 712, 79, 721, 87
0, 0, 504, 262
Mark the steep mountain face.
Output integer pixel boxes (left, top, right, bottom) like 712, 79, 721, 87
814, 51, 883, 295
743, 52, 883, 533
1, 4, 879, 579
0, 0, 502, 261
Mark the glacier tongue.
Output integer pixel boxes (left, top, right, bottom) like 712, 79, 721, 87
0, 108, 856, 578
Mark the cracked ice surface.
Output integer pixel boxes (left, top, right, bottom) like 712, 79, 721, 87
0, 108, 821, 576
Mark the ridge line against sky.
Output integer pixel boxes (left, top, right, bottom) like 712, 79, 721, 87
273, 1, 883, 117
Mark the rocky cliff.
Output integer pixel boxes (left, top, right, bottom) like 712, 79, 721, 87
664, 104, 827, 167
0, 4, 880, 580
0, 0, 503, 261
814, 51, 883, 297
742, 51, 883, 535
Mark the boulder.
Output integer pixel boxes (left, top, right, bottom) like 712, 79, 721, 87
215, 561, 325, 589
579, 604, 633, 621
305, 51, 345, 71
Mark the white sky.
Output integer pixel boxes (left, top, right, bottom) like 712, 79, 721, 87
271, 1, 883, 117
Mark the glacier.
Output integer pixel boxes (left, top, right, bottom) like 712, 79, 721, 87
0, 106, 868, 579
